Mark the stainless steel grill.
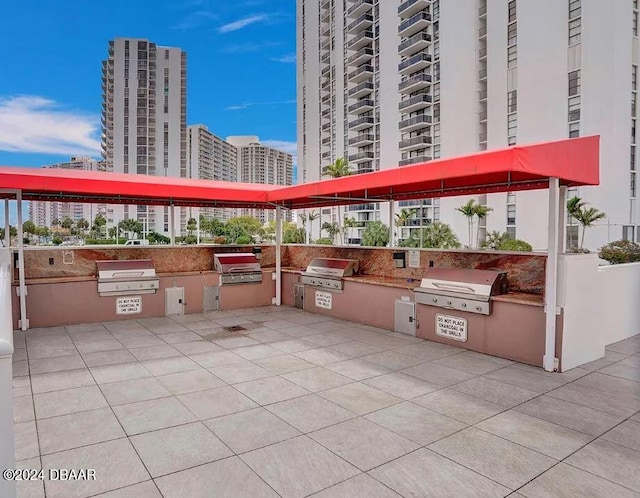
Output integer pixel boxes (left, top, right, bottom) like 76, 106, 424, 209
214, 253, 262, 285
414, 268, 508, 315
96, 259, 159, 297
301, 257, 359, 291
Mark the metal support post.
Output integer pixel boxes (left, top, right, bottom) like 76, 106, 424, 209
544, 178, 560, 372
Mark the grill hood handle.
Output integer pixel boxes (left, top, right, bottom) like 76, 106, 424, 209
431, 282, 477, 293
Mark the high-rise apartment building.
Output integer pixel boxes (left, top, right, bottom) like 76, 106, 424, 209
187, 125, 238, 222
298, 0, 639, 250
101, 37, 187, 237
227, 136, 294, 223
28, 156, 106, 228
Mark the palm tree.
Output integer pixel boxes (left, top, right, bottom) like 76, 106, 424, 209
394, 208, 416, 244
566, 196, 586, 250
343, 216, 358, 244
361, 221, 389, 247
322, 157, 352, 244
421, 222, 461, 249
456, 199, 477, 248
474, 204, 493, 249
321, 221, 340, 244
575, 206, 606, 250
482, 230, 511, 249
307, 210, 319, 244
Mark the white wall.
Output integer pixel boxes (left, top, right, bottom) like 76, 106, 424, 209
558, 254, 640, 371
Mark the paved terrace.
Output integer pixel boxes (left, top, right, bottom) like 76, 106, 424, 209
11, 306, 640, 498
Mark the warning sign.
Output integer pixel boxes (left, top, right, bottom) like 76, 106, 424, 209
116, 296, 142, 315
435, 314, 467, 342
315, 291, 332, 310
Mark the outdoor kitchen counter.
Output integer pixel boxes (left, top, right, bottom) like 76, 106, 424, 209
280, 267, 543, 306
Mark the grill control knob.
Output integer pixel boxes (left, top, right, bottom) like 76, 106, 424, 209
476, 306, 482, 311
446, 301, 452, 306
461, 303, 467, 308
432, 298, 437, 303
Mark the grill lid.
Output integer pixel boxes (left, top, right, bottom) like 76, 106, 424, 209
303, 258, 359, 279
96, 259, 156, 280
214, 253, 261, 273
417, 268, 508, 299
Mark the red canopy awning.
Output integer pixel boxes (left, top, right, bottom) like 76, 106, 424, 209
0, 136, 599, 209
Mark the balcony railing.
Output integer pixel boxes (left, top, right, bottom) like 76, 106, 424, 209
398, 32, 432, 56
348, 64, 374, 82
400, 155, 430, 166
347, 30, 374, 50
349, 116, 375, 130
399, 73, 432, 92
349, 151, 375, 162
347, 13, 374, 32
399, 114, 433, 131
348, 81, 374, 98
399, 135, 433, 149
347, 47, 374, 66
349, 134, 375, 146
398, 11, 432, 38
398, 0, 430, 18
348, 99, 375, 113
399, 94, 433, 112
398, 53, 432, 74
347, 0, 373, 18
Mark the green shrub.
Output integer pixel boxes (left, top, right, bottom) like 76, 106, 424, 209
315, 238, 334, 245
213, 236, 227, 244
52, 236, 63, 245
283, 227, 306, 244
361, 221, 389, 247
498, 239, 533, 252
183, 235, 198, 244
235, 235, 252, 245
599, 240, 640, 264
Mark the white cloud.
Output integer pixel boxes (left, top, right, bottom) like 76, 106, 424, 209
171, 10, 217, 30
224, 99, 295, 111
262, 139, 297, 160
220, 40, 283, 53
217, 14, 271, 33
0, 95, 101, 156
271, 53, 296, 63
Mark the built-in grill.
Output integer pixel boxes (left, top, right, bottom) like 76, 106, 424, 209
96, 259, 159, 297
414, 268, 508, 315
301, 257, 359, 291
214, 253, 262, 285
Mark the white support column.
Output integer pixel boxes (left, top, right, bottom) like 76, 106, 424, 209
3, 199, 9, 248
274, 206, 282, 306
389, 200, 395, 248
16, 192, 27, 331
0, 248, 16, 498
558, 186, 567, 254
169, 205, 175, 245
196, 214, 201, 245
544, 178, 560, 372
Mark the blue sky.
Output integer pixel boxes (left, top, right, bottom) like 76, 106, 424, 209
0, 0, 297, 223
0, 0, 297, 169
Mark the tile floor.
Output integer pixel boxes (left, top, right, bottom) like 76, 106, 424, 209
10, 306, 640, 497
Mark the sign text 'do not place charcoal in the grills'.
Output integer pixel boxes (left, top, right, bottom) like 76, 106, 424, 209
116, 296, 142, 315
435, 314, 468, 342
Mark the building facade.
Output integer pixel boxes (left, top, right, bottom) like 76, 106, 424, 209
101, 37, 187, 237
28, 156, 106, 229
297, 0, 639, 250
227, 136, 294, 223
186, 124, 238, 222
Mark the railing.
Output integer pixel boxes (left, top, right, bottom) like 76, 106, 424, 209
398, 53, 432, 72
348, 81, 374, 97
398, 11, 432, 35
398, 73, 432, 91
0, 249, 16, 498
398, 32, 432, 54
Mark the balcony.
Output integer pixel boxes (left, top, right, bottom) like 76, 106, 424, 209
321, 108, 331, 118
347, 0, 373, 18
348, 64, 374, 83
349, 151, 375, 163
398, 73, 432, 93
479, 69, 487, 80
399, 94, 433, 112
322, 137, 332, 145
399, 135, 433, 150
349, 134, 375, 146
398, 11, 432, 38
399, 114, 432, 131
348, 99, 375, 113
398, 0, 431, 18
347, 13, 373, 33
479, 111, 487, 122
349, 116, 375, 130
322, 65, 331, 76
347, 30, 374, 51
347, 47, 374, 66
400, 154, 431, 166
398, 32, 432, 57
322, 122, 332, 131
398, 53, 432, 74
348, 81, 374, 98
479, 47, 487, 59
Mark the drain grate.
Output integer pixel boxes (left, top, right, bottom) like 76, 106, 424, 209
223, 325, 247, 332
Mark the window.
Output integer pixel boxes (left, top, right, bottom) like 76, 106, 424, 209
507, 204, 516, 225
568, 96, 581, 122
566, 226, 579, 248
632, 171, 637, 197
508, 0, 516, 22
569, 0, 581, 20
569, 18, 581, 44
507, 192, 516, 204
632, 145, 637, 170
633, 65, 638, 91
506, 226, 516, 238
569, 122, 580, 138
508, 113, 517, 138
507, 45, 517, 68
508, 23, 517, 46
568, 70, 581, 96
508, 90, 517, 113
623, 225, 635, 241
